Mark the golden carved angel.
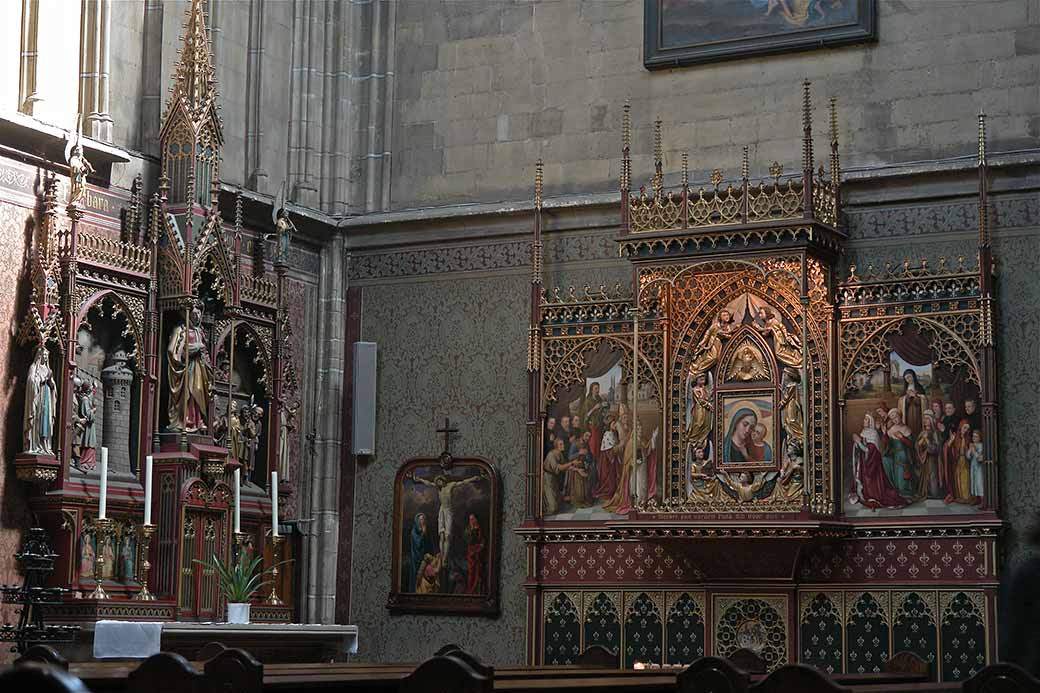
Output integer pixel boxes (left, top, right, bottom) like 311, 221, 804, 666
753, 306, 802, 368
725, 341, 770, 382
688, 309, 737, 376
64, 118, 94, 210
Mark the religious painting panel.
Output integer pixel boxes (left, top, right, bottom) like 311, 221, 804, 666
841, 317, 986, 517
844, 591, 890, 674
644, 0, 877, 69
542, 342, 664, 520
543, 592, 581, 665
893, 591, 938, 679
670, 268, 822, 513
665, 591, 705, 665
388, 456, 500, 616
713, 595, 788, 672
583, 591, 621, 658
623, 591, 664, 668
939, 591, 986, 682
799, 592, 843, 674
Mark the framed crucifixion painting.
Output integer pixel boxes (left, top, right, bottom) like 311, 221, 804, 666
387, 455, 501, 616
644, 0, 877, 69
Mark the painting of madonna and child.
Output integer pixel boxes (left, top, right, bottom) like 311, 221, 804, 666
843, 335, 988, 517
542, 347, 663, 521
391, 459, 497, 612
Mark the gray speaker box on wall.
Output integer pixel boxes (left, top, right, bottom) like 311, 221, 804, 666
352, 341, 377, 455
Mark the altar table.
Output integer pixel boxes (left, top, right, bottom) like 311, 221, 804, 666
60, 622, 359, 663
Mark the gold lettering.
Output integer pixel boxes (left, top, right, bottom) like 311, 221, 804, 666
84, 190, 110, 213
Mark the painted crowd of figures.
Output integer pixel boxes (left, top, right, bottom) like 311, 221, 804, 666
404, 471, 487, 596
542, 380, 660, 516
849, 370, 987, 510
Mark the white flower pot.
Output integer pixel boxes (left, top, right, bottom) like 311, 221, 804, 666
227, 602, 251, 624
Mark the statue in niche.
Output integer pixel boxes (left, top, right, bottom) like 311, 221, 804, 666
753, 306, 802, 368
71, 376, 98, 471
277, 399, 299, 478
78, 526, 95, 580
240, 401, 264, 482
270, 182, 298, 265
688, 309, 737, 376
214, 405, 243, 460
725, 341, 769, 382
685, 372, 713, 448
778, 368, 804, 446
167, 306, 213, 433
24, 345, 57, 455
64, 125, 94, 210
118, 528, 136, 582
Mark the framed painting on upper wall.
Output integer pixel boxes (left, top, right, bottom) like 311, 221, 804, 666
644, 0, 877, 69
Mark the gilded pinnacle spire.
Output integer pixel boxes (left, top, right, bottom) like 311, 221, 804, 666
534, 159, 543, 210
621, 100, 631, 192
802, 80, 813, 172
681, 150, 689, 188
978, 112, 987, 166
829, 96, 840, 188
653, 119, 663, 199
741, 145, 749, 181
161, 0, 223, 142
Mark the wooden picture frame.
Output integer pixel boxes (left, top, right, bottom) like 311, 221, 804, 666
387, 456, 500, 616
644, 0, 877, 70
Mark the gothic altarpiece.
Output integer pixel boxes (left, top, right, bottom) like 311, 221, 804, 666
525, 88, 1000, 682
14, 1, 300, 623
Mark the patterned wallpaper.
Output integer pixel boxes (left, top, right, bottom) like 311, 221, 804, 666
348, 189, 1039, 664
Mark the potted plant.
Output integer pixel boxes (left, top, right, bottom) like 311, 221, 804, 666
195, 554, 278, 624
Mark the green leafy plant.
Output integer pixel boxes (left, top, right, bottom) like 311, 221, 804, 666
194, 554, 283, 603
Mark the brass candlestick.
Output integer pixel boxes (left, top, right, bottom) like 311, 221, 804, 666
266, 534, 285, 606
88, 518, 113, 600
133, 524, 156, 601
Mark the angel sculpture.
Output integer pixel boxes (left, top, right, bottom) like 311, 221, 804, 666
64, 120, 94, 210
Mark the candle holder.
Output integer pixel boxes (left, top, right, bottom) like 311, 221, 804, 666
88, 517, 113, 600
133, 524, 156, 601
265, 534, 285, 606
233, 531, 251, 564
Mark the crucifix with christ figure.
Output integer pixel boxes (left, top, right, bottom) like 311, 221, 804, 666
436, 417, 459, 468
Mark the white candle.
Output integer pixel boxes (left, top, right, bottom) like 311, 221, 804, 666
143, 455, 153, 526
270, 471, 279, 536
233, 468, 241, 533
98, 447, 108, 519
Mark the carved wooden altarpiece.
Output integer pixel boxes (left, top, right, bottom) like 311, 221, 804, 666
521, 88, 1001, 683
14, 0, 300, 625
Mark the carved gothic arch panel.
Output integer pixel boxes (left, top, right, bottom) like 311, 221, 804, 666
75, 289, 146, 374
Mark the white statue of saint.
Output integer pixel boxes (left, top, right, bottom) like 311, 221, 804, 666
25, 346, 57, 455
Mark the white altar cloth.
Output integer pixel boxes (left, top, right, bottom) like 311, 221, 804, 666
93, 620, 163, 659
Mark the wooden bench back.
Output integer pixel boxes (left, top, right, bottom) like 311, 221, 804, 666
964, 662, 1040, 693
750, 664, 852, 693
678, 656, 750, 693
400, 655, 491, 693
0, 662, 91, 693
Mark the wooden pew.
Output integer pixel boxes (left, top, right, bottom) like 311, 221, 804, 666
15, 644, 71, 670
204, 647, 263, 693
127, 653, 205, 693
677, 656, 749, 693
0, 661, 92, 693
749, 664, 852, 692
963, 662, 1040, 692
728, 649, 766, 675
575, 645, 619, 668
400, 655, 491, 693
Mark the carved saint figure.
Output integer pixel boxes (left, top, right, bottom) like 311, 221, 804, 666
718, 469, 769, 502
167, 307, 213, 433
240, 402, 264, 482
25, 346, 57, 455
278, 400, 299, 478
65, 134, 95, 209
410, 471, 482, 560
71, 376, 98, 471
688, 310, 736, 376
754, 307, 802, 368
274, 209, 296, 264
214, 406, 243, 461
778, 368, 804, 446
684, 372, 713, 448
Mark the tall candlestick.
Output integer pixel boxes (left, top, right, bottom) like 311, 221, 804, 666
98, 447, 109, 519
143, 455, 153, 526
233, 468, 241, 533
271, 471, 279, 536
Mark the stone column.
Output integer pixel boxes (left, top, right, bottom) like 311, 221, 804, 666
101, 350, 133, 477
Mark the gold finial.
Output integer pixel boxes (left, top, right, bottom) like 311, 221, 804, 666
977, 112, 987, 166
802, 80, 813, 172
652, 119, 663, 199
681, 150, 689, 188
534, 158, 543, 209
621, 100, 631, 192
741, 145, 749, 181
829, 96, 840, 186
710, 169, 723, 188
769, 161, 783, 181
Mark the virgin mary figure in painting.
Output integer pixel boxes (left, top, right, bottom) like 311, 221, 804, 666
24, 346, 57, 455
881, 409, 918, 498
463, 513, 486, 594
942, 421, 974, 505
897, 370, 929, 441
406, 512, 436, 592
916, 412, 944, 499
850, 413, 908, 509
167, 306, 213, 433
722, 408, 758, 465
